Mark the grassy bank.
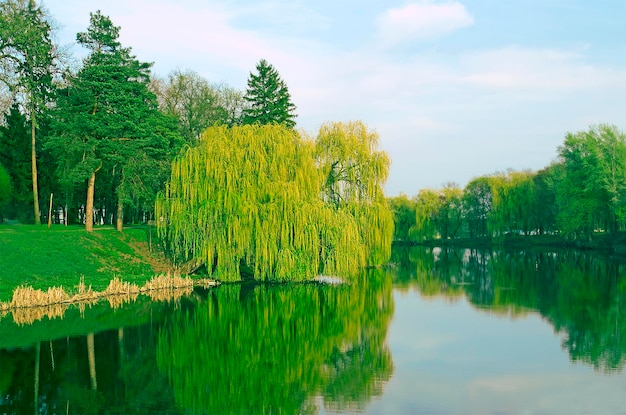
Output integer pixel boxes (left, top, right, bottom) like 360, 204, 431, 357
0, 224, 172, 303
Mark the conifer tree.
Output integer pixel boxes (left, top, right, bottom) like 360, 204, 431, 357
49, 11, 180, 232
242, 59, 297, 128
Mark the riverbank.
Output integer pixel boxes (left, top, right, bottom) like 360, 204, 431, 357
0, 224, 213, 305
402, 231, 626, 257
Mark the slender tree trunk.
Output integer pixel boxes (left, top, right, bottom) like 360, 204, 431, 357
34, 341, 40, 415
118, 328, 124, 361
31, 116, 40, 225
85, 171, 96, 232
116, 193, 123, 232
85, 163, 102, 233
87, 332, 97, 390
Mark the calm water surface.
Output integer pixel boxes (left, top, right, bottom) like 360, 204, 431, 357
1, 247, 625, 414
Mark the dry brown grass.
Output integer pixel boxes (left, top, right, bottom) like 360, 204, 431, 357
10, 286, 70, 309
0, 275, 219, 325
141, 274, 193, 302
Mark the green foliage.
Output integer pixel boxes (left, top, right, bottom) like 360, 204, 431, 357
0, 0, 58, 224
531, 165, 558, 235
462, 176, 492, 238
412, 189, 441, 240
556, 124, 626, 238
49, 11, 180, 229
488, 170, 536, 239
398, 246, 626, 373
0, 103, 29, 218
242, 59, 297, 128
156, 123, 393, 281
157, 272, 394, 414
411, 184, 462, 241
0, 225, 160, 302
387, 194, 416, 242
0, 164, 11, 217
0, 0, 56, 106
314, 121, 394, 265
153, 69, 237, 142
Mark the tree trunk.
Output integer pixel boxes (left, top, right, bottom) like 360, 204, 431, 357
85, 171, 96, 232
31, 116, 40, 225
87, 332, 97, 390
85, 163, 102, 233
116, 193, 123, 232
34, 341, 40, 415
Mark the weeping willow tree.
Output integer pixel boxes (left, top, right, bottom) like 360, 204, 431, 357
314, 121, 394, 266
155, 123, 392, 281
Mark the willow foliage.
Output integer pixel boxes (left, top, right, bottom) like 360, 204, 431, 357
155, 123, 392, 281
315, 121, 394, 266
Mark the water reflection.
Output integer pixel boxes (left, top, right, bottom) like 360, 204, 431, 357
157, 270, 394, 414
0, 271, 394, 414
391, 246, 626, 373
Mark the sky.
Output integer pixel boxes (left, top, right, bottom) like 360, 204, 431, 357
41, 0, 626, 196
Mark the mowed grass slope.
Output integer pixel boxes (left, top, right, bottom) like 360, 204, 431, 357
0, 225, 166, 302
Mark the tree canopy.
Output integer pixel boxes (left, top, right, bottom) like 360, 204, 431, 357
1, 0, 58, 224
242, 59, 297, 128
48, 10, 180, 231
152, 69, 239, 143
155, 122, 393, 281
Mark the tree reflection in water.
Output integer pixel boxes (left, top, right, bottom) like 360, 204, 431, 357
0, 271, 394, 414
391, 245, 626, 373
157, 270, 394, 415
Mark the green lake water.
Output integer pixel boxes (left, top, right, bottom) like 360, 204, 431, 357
1, 246, 625, 414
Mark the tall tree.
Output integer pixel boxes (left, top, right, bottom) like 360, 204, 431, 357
0, 103, 30, 219
49, 11, 179, 232
155, 123, 392, 281
462, 176, 492, 238
0, 0, 57, 224
242, 59, 297, 128
387, 194, 416, 242
153, 69, 227, 143
314, 121, 394, 265
556, 124, 626, 238
412, 188, 441, 241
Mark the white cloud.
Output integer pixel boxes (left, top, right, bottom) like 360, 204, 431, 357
376, 1, 474, 45
460, 46, 626, 91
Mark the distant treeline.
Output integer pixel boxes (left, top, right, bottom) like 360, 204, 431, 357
389, 124, 626, 243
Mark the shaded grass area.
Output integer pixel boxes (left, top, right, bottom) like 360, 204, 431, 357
0, 224, 165, 302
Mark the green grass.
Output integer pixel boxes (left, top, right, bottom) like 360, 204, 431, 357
0, 224, 167, 302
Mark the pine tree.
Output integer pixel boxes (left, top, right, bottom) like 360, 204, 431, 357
49, 11, 180, 232
241, 59, 297, 128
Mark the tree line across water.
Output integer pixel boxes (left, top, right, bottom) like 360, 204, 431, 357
389, 123, 626, 245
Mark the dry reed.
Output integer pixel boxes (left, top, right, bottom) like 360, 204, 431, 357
0, 275, 219, 325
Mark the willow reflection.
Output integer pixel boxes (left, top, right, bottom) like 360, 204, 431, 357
157, 271, 394, 415
391, 246, 626, 373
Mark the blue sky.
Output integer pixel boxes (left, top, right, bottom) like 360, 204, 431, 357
43, 0, 626, 196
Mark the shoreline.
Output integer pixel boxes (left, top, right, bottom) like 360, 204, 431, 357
0, 274, 219, 325
393, 231, 626, 258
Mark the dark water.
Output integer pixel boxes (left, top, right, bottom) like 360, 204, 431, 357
1, 247, 625, 414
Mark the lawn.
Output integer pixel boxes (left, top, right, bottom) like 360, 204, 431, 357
0, 224, 166, 302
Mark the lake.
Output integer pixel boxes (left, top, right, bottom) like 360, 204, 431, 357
1, 246, 625, 414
